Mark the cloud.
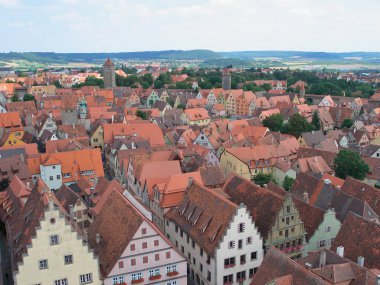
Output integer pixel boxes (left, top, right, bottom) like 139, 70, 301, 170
7, 21, 39, 33
0, 0, 19, 7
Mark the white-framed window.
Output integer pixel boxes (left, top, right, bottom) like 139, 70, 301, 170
39, 259, 48, 269
238, 223, 245, 233
49, 176, 54, 181
325, 226, 332, 232
112, 276, 125, 285
246, 237, 253, 244
50, 235, 59, 245
228, 241, 235, 249
131, 272, 142, 281
148, 268, 160, 277
64, 254, 73, 264
54, 278, 68, 285
80, 273, 93, 284
167, 281, 177, 285
317, 240, 327, 247
166, 265, 177, 273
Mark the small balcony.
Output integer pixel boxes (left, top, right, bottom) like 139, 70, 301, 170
224, 263, 236, 269
167, 271, 179, 277
149, 275, 161, 281
131, 278, 144, 284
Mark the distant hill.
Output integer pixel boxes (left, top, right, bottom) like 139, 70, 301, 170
1, 50, 380, 68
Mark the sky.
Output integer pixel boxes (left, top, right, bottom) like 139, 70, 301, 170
1, 0, 380, 53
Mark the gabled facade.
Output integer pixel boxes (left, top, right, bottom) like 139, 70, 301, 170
165, 181, 264, 285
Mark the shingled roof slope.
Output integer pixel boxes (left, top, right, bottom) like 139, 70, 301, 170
165, 181, 237, 257
331, 212, 380, 269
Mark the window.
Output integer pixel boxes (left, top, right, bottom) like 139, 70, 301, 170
166, 251, 171, 259
246, 237, 252, 245
80, 273, 93, 284
143, 256, 148, 263
317, 240, 327, 247
131, 259, 136, 266
142, 242, 147, 249
224, 257, 235, 267
238, 239, 243, 249
207, 271, 211, 281
57, 175, 61, 180
54, 279, 68, 285
238, 223, 245, 233
228, 241, 235, 249
39, 259, 48, 269
52, 165, 56, 169
200, 263, 203, 272
223, 274, 233, 283
167, 282, 177, 285
251, 251, 257, 261
192, 240, 195, 248
287, 206, 290, 213
167, 265, 177, 273
286, 217, 290, 225
240, 254, 246, 264
130, 244, 135, 251
237, 271, 246, 281
64, 255, 73, 264
181, 246, 184, 253
325, 226, 332, 232
249, 268, 254, 278
50, 235, 59, 245
131, 272, 142, 281
49, 176, 54, 181
200, 248, 203, 257
112, 276, 125, 285
154, 240, 159, 246
148, 268, 160, 277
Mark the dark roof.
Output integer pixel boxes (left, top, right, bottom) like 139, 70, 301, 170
302, 130, 326, 147
297, 147, 337, 168
331, 212, 380, 270
223, 175, 284, 240
360, 144, 380, 157
87, 189, 143, 277
152, 100, 169, 111
251, 247, 329, 285
340, 176, 380, 216
297, 249, 378, 285
199, 166, 225, 188
165, 181, 237, 257
54, 184, 83, 214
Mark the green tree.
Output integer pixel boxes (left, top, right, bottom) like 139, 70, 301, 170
333, 149, 369, 180
23, 94, 35, 102
311, 111, 321, 130
262, 113, 284, 132
11, 94, 19, 102
253, 173, 272, 187
136, 110, 149, 120
167, 97, 175, 108
262, 83, 272, 91
84, 76, 104, 88
177, 104, 186, 110
142, 73, 154, 86
154, 80, 164, 89
52, 80, 62, 88
284, 113, 314, 138
341, 118, 354, 129
283, 176, 295, 191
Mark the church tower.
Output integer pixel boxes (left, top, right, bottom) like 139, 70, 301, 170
222, 69, 231, 90
103, 58, 116, 88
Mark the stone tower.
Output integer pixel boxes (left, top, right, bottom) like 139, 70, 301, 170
222, 69, 231, 90
103, 58, 116, 88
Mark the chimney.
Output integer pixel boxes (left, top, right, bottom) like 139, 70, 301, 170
324, 179, 331, 185
72, 123, 75, 129
357, 256, 365, 267
336, 246, 344, 257
263, 184, 268, 188
188, 177, 194, 188
377, 275, 380, 285
303, 192, 309, 203
69, 204, 74, 220
304, 263, 312, 270
319, 251, 327, 267
19, 153, 25, 163
49, 112, 52, 119
26, 181, 30, 189
96, 233, 101, 244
